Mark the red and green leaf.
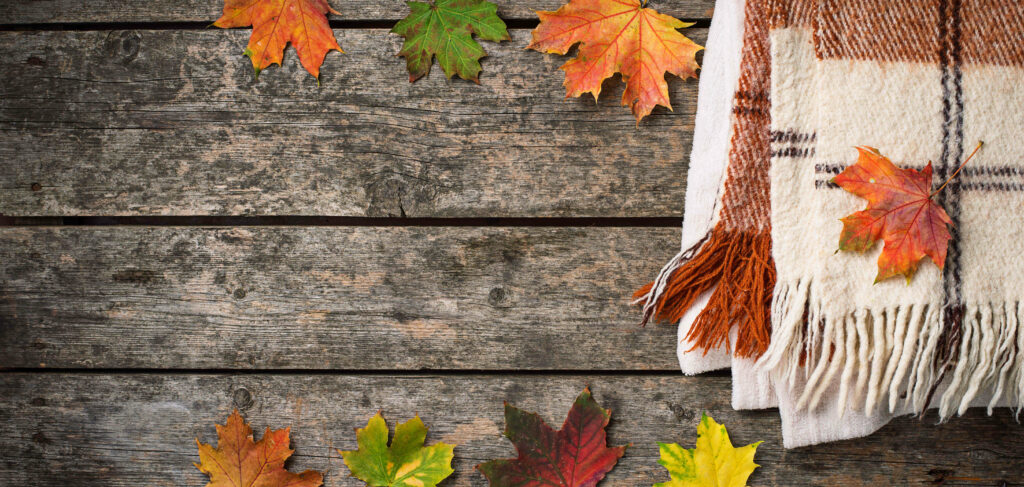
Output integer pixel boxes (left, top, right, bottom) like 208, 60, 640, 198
477, 387, 628, 487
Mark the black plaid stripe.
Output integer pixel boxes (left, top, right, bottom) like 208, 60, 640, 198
817, 164, 1024, 177
932, 0, 966, 400
812, 162, 1024, 191
770, 130, 816, 158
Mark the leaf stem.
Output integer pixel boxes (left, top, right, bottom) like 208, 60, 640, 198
931, 141, 983, 197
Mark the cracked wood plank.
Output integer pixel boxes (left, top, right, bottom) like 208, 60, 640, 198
0, 28, 704, 217
1, 373, 1021, 486
0, 226, 680, 370
0, 0, 715, 24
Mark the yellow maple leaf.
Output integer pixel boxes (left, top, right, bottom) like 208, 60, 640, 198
655, 413, 761, 487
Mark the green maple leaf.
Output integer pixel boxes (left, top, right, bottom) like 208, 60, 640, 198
340, 413, 455, 487
391, 0, 510, 83
655, 413, 761, 487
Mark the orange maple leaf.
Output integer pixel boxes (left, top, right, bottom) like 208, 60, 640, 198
833, 144, 980, 283
215, 0, 343, 79
195, 409, 323, 487
527, 0, 702, 123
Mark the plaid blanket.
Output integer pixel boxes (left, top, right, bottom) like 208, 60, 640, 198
761, 0, 1024, 419
639, 0, 1023, 446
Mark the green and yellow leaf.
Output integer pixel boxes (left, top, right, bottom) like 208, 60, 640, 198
340, 413, 455, 487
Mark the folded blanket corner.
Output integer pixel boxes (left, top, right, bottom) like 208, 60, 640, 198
635, 0, 776, 362
644, 0, 1024, 448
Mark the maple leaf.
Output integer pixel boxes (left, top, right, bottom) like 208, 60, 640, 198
654, 413, 761, 487
527, 0, 702, 123
391, 0, 510, 83
339, 413, 455, 487
195, 409, 323, 487
477, 387, 628, 487
215, 0, 343, 79
833, 143, 981, 283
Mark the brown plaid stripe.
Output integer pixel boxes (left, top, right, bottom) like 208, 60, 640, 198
817, 0, 1024, 67
720, 0, 772, 231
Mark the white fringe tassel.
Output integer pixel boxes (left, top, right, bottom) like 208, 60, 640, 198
758, 278, 1024, 419
631, 232, 713, 321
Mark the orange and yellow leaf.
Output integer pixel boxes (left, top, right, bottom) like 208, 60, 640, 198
527, 0, 702, 123
833, 147, 954, 283
215, 0, 343, 79
194, 410, 323, 487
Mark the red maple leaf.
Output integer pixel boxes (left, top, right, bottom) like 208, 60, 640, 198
833, 144, 980, 283
477, 387, 628, 487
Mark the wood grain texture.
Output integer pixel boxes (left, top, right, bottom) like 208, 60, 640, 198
6, 2, 1015, 483
0, 28, 704, 217
0, 226, 681, 370
1, 373, 1021, 486
0, 0, 715, 24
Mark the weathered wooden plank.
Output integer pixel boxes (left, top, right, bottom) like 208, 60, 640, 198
0, 226, 683, 370
1, 373, 1021, 486
0, 28, 703, 217
0, 0, 715, 24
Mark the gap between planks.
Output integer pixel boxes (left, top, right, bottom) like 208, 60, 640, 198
0, 367, 725, 376
0, 216, 683, 227
0, 18, 712, 32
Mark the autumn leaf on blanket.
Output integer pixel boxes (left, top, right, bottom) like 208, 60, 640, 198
477, 387, 628, 487
527, 0, 702, 123
833, 144, 981, 283
339, 413, 455, 487
392, 0, 509, 83
195, 409, 323, 487
655, 413, 761, 487
215, 0, 343, 79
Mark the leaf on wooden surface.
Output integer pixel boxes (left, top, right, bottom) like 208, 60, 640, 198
215, 0, 343, 79
195, 409, 323, 487
833, 144, 980, 282
527, 0, 702, 123
655, 413, 761, 487
340, 413, 455, 487
477, 387, 628, 487
392, 0, 510, 83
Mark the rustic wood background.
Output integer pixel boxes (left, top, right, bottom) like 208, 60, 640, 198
1, 1, 1022, 485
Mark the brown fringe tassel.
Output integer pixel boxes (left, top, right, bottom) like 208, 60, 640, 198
633, 225, 776, 358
